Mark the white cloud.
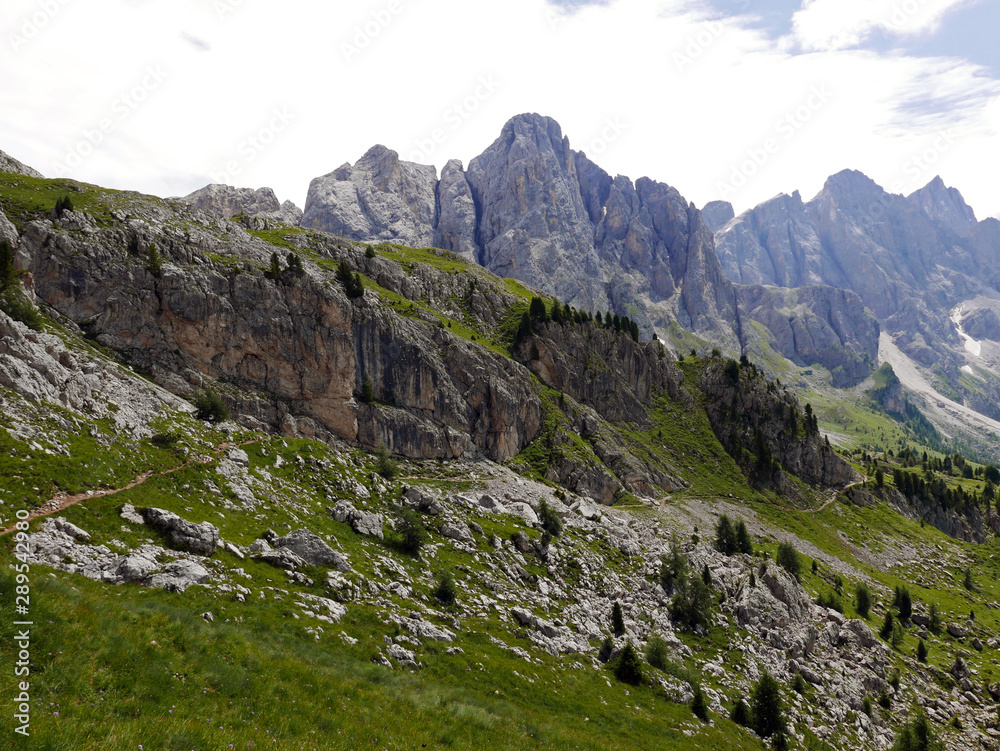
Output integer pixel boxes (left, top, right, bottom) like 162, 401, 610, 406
789, 0, 977, 52
0, 0, 997, 220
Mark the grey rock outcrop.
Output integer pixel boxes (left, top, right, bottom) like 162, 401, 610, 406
301, 145, 438, 247
701, 200, 735, 232
0, 149, 43, 178
140, 507, 219, 556
1, 207, 18, 248
180, 184, 302, 224
275, 529, 347, 568
332, 501, 384, 540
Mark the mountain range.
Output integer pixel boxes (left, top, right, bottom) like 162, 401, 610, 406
174, 113, 1000, 451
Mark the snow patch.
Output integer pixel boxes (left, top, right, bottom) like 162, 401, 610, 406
951, 305, 982, 357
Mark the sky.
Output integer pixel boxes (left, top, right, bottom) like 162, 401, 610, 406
1, 0, 997, 220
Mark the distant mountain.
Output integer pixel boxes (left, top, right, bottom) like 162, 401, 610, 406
715, 170, 1000, 420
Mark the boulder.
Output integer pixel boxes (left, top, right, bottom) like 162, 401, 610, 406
140, 508, 219, 556
276, 529, 344, 568
143, 559, 210, 592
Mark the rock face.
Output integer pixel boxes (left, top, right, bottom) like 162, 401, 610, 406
300, 114, 741, 343
180, 184, 302, 224
738, 285, 879, 387
0, 148, 43, 178
701, 201, 735, 232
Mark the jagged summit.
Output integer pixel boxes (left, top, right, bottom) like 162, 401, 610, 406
907, 174, 978, 237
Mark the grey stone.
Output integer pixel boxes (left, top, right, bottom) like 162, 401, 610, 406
276, 529, 343, 567
140, 507, 219, 556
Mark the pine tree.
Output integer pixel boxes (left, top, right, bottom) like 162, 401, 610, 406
916, 639, 928, 662
528, 296, 548, 321
715, 515, 737, 555
691, 684, 710, 722
735, 520, 754, 555
776, 542, 801, 581
614, 642, 643, 685
750, 671, 786, 740
611, 601, 625, 636
856, 583, 872, 619
0, 240, 13, 291
880, 610, 894, 641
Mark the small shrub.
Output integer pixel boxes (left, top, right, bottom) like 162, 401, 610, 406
151, 431, 181, 447
645, 636, 669, 671
878, 692, 891, 710
192, 388, 229, 423
791, 673, 807, 695
776, 542, 801, 580
361, 375, 374, 404
613, 642, 643, 685
396, 509, 427, 556
0, 286, 42, 330
539, 500, 562, 537
862, 696, 872, 716
916, 639, 928, 662
433, 570, 456, 606
365, 246, 376, 259
54, 195, 74, 216
598, 636, 614, 663
375, 444, 398, 481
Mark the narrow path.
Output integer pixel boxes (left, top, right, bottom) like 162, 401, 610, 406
1, 439, 260, 537
807, 480, 864, 515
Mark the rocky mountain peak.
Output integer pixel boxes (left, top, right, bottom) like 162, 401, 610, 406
908, 175, 978, 237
